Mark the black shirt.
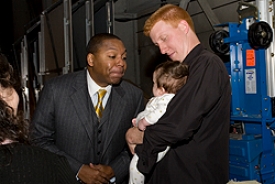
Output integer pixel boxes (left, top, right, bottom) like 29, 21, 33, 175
136, 44, 231, 184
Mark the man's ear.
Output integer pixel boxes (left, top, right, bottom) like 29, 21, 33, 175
178, 20, 189, 34
87, 53, 94, 66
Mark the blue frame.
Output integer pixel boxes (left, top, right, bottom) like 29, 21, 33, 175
218, 18, 275, 183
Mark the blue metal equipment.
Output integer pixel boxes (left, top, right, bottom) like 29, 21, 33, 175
209, 2, 275, 184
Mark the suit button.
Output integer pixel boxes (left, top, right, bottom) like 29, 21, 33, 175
98, 129, 101, 133
97, 151, 101, 155
98, 140, 101, 144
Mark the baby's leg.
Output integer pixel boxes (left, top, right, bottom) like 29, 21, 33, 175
129, 154, 145, 184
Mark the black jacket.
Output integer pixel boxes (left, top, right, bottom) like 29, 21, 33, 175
0, 143, 78, 184
136, 44, 231, 184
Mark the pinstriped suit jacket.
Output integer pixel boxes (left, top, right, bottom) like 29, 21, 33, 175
31, 69, 144, 183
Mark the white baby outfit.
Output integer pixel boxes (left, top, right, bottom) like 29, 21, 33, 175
129, 93, 175, 184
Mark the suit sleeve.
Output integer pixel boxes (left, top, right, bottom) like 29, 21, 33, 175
30, 80, 83, 173
56, 155, 79, 184
136, 55, 229, 174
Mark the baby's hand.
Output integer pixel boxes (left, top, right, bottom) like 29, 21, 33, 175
132, 118, 137, 127
138, 122, 147, 131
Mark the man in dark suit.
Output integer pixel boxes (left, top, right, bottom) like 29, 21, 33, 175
31, 33, 144, 184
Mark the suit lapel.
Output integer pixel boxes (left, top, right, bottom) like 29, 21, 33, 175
70, 70, 96, 142
69, 72, 127, 157
100, 85, 126, 156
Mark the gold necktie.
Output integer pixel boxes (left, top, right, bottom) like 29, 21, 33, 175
95, 89, 107, 118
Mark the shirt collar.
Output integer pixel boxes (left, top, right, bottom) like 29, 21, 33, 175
183, 44, 203, 65
87, 70, 112, 97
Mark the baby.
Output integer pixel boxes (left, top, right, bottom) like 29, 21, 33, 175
129, 60, 189, 184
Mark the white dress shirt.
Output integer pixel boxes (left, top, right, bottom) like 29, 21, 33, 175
87, 70, 111, 108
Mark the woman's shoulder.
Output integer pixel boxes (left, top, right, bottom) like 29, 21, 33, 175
0, 143, 77, 184
1, 143, 64, 161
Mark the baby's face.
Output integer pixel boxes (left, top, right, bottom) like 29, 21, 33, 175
152, 72, 165, 97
